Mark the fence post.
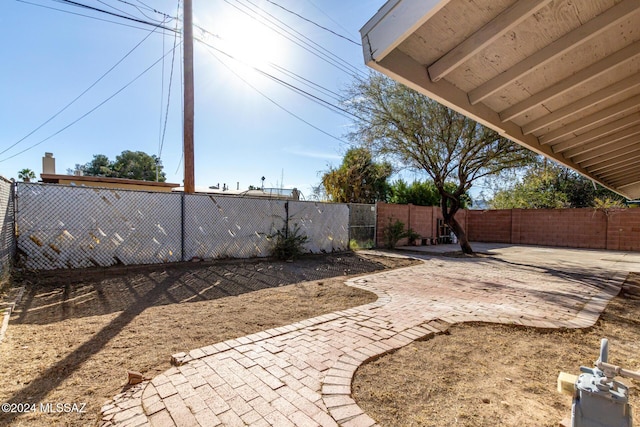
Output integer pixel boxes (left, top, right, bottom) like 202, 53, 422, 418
284, 201, 289, 238
11, 181, 17, 264
181, 192, 185, 262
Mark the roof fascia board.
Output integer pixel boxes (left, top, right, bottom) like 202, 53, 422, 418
360, 0, 449, 64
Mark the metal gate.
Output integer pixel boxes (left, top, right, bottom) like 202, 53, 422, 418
348, 204, 376, 248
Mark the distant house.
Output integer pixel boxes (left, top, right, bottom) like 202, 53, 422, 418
171, 186, 301, 200
39, 152, 179, 192
40, 174, 180, 192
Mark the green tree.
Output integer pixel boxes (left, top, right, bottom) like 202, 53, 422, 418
18, 168, 36, 182
321, 147, 392, 203
489, 159, 626, 209
388, 179, 471, 207
76, 151, 165, 182
84, 154, 113, 177
344, 74, 533, 253
112, 151, 164, 182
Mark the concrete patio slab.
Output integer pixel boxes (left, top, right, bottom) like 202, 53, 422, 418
100, 244, 640, 426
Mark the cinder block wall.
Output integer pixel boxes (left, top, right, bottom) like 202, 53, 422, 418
378, 204, 640, 252
375, 203, 467, 247
467, 208, 639, 251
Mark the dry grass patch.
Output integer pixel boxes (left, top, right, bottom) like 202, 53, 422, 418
353, 273, 640, 427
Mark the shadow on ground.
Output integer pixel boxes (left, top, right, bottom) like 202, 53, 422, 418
14, 252, 401, 325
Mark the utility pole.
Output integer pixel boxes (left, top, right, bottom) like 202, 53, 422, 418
183, 0, 195, 194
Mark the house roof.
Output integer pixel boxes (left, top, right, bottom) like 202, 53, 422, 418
40, 174, 180, 189
361, 0, 640, 199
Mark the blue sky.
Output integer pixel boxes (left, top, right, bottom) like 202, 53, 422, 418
2, 0, 396, 199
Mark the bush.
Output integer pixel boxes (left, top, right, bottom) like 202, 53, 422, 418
349, 239, 374, 251
270, 224, 309, 260
382, 219, 408, 249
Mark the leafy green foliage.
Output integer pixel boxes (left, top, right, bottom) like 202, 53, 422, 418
84, 154, 113, 177
388, 179, 438, 206
382, 219, 410, 249
349, 239, 374, 251
17, 168, 36, 182
112, 151, 165, 182
388, 179, 471, 208
74, 151, 166, 182
489, 160, 626, 209
321, 147, 392, 203
270, 225, 309, 261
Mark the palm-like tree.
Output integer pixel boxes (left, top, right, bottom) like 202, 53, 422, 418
18, 168, 36, 182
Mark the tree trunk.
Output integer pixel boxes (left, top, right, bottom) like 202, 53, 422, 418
440, 193, 474, 254
448, 218, 473, 254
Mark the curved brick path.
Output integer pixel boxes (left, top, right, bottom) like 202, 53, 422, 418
100, 244, 640, 427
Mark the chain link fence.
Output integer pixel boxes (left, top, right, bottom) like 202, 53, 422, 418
183, 194, 286, 260
16, 183, 181, 269
15, 183, 350, 270
0, 178, 15, 276
289, 201, 349, 253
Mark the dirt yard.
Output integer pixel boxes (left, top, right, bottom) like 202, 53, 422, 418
353, 272, 640, 427
0, 252, 415, 426
2, 251, 639, 427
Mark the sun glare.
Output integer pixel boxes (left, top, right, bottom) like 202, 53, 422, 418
197, 4, 291, 72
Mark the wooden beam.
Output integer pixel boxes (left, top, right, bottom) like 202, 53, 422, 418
550, 114, 640, 153
591, 153, 640, 174
563, 124, 640, 159
522, 74, 640, 135
427, 0, 553, 82
572, 134, 640, 165
539, 94, 640, 145
618, 181, 640, 197
613, 177, 640, 187
609, 173, 640, 187
499, 41, 640, 122
599, 167, 639, 181
586, 149, 640, 173
469, 0, 640, 106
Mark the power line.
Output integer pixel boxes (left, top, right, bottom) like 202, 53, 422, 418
17, 0, 176, 32
0, 46, 178, 163
263, 0, 360, 46
48, 0, 178, 32
0, 23, 161, 157
158, 1, 181, 160
113, 0, 175, 22
199, 40, 349, 145
195, 36, 359, 121
95, 0, 139, 21
223, 0, 364, 78
304, 0, 358, 40
194, 21, 344, 103
238, 0, 365, 76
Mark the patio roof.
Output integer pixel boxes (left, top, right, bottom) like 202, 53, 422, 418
360, 0, 640, 199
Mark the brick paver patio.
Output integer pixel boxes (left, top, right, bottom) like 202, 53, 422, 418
100, 244, 640, 426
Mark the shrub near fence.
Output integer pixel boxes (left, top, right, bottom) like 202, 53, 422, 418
375, 203, 467, 247
16, 183, 349, 271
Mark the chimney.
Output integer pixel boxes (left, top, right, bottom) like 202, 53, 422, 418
42, 152, 55, 175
